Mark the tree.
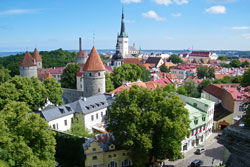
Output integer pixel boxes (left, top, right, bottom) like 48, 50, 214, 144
160, 65, 169, 73
232, 75, 242, 83
106, 86, 190, 166
0, 76, 48, 111
105, 73, 114, 92
61, 64, 80, 89
230, 59, 241, 68
197, 66, 215, 79
197, 79, 211, 93
241, 61, 250, 68
140, 66, 152, 82
220, 63, 231, 68
0, 65, 11, 84
0, 101, 56, 167
241, 69, 250, 87
184, 81, 200, 97
177, 86, 187, 96
69, 113, 95, 138
43, 78, 63, 105
111, 64, 146, 88
167, 54, 183, 64
217, 56, 229, 61
163, 84, 176, 93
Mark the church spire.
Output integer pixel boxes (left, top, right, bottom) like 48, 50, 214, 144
120, 6, 127, 37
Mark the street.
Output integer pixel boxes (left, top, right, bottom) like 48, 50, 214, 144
164, 132, 225, 167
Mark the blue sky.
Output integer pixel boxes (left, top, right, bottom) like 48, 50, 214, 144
0, 0, 250, 52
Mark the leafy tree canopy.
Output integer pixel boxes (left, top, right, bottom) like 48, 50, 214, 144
177, 86, 188, 96
230, 59, 241, 68
0, 65, 11, 84
61, 64, 80, 89
217, 56, 229, 61
163, 84, 176, 93
184, 81, 200, 98
106, 86, 190, 166
197, 66, 215, 79
167, 54, 183, 64
197, 79, 211, 93
0, 76, 63, 111
111, 64, 151, 88
43, 78, 63, 105
0, 101, 56, 167
160, 65, 170, 73
241, 61, 250, 68
105, 73, 114, 92
241, 69, 250, 87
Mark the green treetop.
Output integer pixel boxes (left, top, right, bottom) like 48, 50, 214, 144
167, 54, 183, 64
230, 59, 241, 68
105, 73, 115, 92
106, 86, 190, 166
0, 65, 11, 84
0, 101, 56, 167
43, 78, 63, 105
60, 64, 80, 89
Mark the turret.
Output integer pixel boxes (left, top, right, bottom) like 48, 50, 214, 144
77, 37, 88, 64
83, 47, 105, 97
20, 51, 38, 78
32, 48, 42, 69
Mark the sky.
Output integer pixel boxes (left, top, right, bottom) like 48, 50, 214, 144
0, 0, 250, 52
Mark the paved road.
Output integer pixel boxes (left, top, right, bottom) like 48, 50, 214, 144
164, 132, 224, 167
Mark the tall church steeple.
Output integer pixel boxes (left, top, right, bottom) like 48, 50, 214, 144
120, 7, 127, 37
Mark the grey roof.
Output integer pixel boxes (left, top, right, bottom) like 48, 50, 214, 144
41, 94, 115, 121
41, 104, 74, 121
145, 57, 162, 65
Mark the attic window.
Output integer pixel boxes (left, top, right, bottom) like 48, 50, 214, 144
100, 102, 105, 105
205, 104, 208, 107
96, 103, 100, 107
193, 103, 197, 107
65, 106, 72, 112
59, 108, 65, 114
194, 117, 198, 125
86, 106, 90, 110
91, 105, 95, 108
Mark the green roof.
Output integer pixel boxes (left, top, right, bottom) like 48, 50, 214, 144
185, 104, 208, 129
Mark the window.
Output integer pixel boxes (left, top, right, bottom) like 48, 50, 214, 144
101, 112, 103, 117
89, 73, 92, 76
52, 124, 56, 129
98, 88, 101, 92
193, 103, 197, 107
108, 161, 118, 167
64, 120, 67, 126
59, 108, 65, 114
202, 116, 206, 121
93, 165, 98, 167
183, 143, 187, 151
98, 72, 100, 76
92, 156, 97, 160
113, 154, 116, 157
92, 148, 96, 151
194, 119, 198, 125
122, 159, 132, 167
96, 113, 98, 119
91, 115, 94, 121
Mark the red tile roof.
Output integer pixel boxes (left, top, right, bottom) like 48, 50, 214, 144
215, 74, 231, 79
20, 51, 36, 67
32, 48, 42, 61
83, 47, 105, 71
124, 58, 143, 66
203, 84, 240, 100
190, 51, 210, 57
105, 65, 113, 73
78, 50, 88, 58
48, 67, 65, 74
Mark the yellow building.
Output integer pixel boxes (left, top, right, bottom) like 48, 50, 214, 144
83, 133, 133, 167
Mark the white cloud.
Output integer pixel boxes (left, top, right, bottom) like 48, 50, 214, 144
0, 9, 40, 16
172, 13, 181, 17
154, 0, 188, 6
232, 26, 249, 30
125, 19, 136, 23
174, 0, 189, 5
142, 10, 167, 21
205, 6, 226, 14
121, 0, 141, 3
242, 34, 250, 39
208, 0, 235, 3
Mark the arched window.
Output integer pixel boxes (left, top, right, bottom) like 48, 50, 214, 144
108, 161, 118, 167
122, 159, 132, 167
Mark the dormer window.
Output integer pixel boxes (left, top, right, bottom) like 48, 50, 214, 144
59, 108, 65, 114
194, 117, 198, 125
202, 114, 206, 121
193, 103, 197, 107
65, 106, 72, 112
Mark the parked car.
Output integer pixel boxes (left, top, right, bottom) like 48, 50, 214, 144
190, 159, 203, 167
194, 147, 206, 154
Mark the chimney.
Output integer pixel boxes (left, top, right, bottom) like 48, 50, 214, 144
79, 37, 82, 51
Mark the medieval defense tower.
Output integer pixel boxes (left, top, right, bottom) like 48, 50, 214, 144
83, 47, 105, 97
19, 51, 38, 78
77, 37, 88, 64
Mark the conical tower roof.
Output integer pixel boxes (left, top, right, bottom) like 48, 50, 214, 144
83, 47, 105, 71
20, 51, 36, 67
32, 48, 42, 61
